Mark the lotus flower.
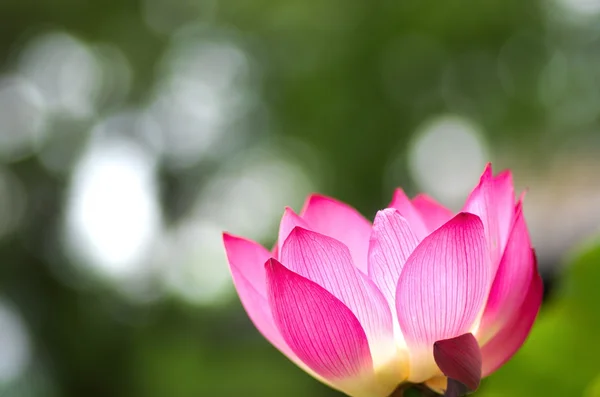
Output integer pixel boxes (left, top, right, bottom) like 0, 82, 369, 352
223, 164, 542, 397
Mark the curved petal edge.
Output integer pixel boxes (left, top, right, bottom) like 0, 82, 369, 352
396, 212, 489, 382
481, 270, 543, 376
300, 194, 372, 273
265, 258, 373, 383
434, 332, 482, 392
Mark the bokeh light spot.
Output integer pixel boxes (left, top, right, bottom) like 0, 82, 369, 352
150, 33, 253, 168
0, 300, 31, 384
160, 143, 318, 305
18, 31, 102, 118
160, 221, 233, 305
408, 114, 488, 208
64, 133, 161, 281
0, 75, 47, 161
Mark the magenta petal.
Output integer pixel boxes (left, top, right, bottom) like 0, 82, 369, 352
389, 189, 429, 240
434, 333, 482, 392
479, 202, 534, 339
492, 170, 516, 253
368, 209, 419, 310
278, 207, 311, 256
223, 234, 296, 359
412, 194, 454, 233
396, 213, 489, 381
300, 194, 372, 273
266, 258, 373, 381
463, 164, 515, 274
281, 227, 395, 366
481, 271, 543, 376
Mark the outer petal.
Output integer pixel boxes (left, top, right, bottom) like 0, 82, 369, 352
278, 207, 310, 256
412, 194, 454, 233
463, 164, 515, 276
433, 333, 482, 392
368, 209, 419, 314
281, 227, 396, 368
493, 170, 515, 254
481, 270, 543, 376
223, 233, 295, 359
266, 258, 376, 394
389, 188, 429, 240
478, 201, 534, 342
300, 194, 372, 273
396, 213, 489, 382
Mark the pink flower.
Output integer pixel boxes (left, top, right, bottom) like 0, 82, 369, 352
223, 164, 542, 397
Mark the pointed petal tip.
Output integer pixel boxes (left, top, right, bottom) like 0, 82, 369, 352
222, 232, 264, 249
483, 162, 493, 174
222, 231, 235, 242
411, 193, 443, 206
495, 168, 512, 179
518, 189, 529, 202
454, 212, 483, 226
377, 207, 401, 217
412, 192, 431, 201
280, 206, 304, 224
455, 211, 476, 220
265, 257, 286, 276
265, 257, 277, 269
289, 225, 311, 238
278, 207, 312, 253
392, 187, 408, 199
307, 193, 331, 202
434, 333, 482, 392
515, 198, 524, 212
301, 193, 336, 213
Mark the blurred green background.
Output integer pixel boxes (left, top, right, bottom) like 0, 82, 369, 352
1, 0, 600, 396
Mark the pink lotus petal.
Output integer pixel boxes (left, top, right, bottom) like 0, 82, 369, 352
265, 258, 373, 382
300, 194, 372, 273
493, 170, 516, 254
481, 262, 544, 377
389, 189, 429, 240
278, 207, 311, 256
281, 227, 396, 366
434, 333, 482, 392
463, 164, 515, 276
412, 194, 454, 233
478, 201, 534, 340
481, 270, 543, 376
368, 209, 419, 311
223, 233, 295, 359
396, 213, 489, 382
